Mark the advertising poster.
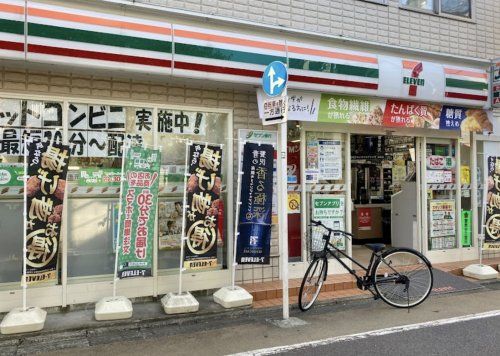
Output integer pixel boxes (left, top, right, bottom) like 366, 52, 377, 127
78, 168, 121, 186
318, 140, 342, 180
183, 143, 223, 269
117, 146, 161, 278
237, 142, 274, 264
0, 165, 23, 187
318, 94, 385, 125
383, 100, 441, 129
484, 156, 500, 249
461, 210, 472, 247
25, 141, 70, 284
311, 194, 345, 250
357, 207, 372, 231
287, 141, 300, 184
429, 200, 456, 238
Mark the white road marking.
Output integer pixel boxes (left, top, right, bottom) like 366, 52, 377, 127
230, 309, 500, 356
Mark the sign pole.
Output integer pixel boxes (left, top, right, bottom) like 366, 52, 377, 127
231, 141, 244, 289
279, 120, 289, 320
161, 140, 199, 314
178, 140, 190, 296
22, 137, 29, 312
112, 142, 128, 298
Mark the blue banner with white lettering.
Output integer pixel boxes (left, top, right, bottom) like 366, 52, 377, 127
237, 142, 274, 264
439, 105, 467, 130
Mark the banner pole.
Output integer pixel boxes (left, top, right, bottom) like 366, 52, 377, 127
112, 143, 128, 298
479, 172, 488, 265
22, 137, 29, 312
178, 140, 191, 295
231, 141, 245, 289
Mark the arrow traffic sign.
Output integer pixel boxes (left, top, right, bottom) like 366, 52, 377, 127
262, 61, 288, 97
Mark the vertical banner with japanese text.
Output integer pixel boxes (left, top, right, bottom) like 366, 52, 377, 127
117, 146, 161, 278
25, 141, 70, 284
237, 142, 274, 264
184, 143, 223, 269
484, 156, 500, 250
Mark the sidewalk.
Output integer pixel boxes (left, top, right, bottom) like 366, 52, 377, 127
241, 257, 500, 309
0, 257, 499, 353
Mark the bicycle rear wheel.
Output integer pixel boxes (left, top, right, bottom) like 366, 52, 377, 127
372, 248, 433, 308
299, 256, 327, 311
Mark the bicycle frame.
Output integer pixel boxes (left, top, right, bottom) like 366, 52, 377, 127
318, 230, 404, 297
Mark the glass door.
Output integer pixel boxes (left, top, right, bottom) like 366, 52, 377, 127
302, 130, 351, 274
421, 137, 462, 263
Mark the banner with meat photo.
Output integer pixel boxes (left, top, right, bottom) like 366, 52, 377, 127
484, 156, 500, 250
183, 143, 223, 270
25, 141, 69, 284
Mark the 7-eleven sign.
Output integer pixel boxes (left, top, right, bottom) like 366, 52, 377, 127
402, 60, 425, 97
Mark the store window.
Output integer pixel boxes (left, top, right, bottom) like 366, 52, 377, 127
67, 105, 153, 280
0, 97, 63, 285
157, 109, 229, 272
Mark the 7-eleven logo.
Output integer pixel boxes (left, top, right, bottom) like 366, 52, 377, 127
403, 61, 424, 97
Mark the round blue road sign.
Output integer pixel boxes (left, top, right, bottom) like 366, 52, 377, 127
262, 61, 288, 97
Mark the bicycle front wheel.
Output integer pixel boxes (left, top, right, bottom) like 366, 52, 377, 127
299, 257, 327, 311
372, 248, 433, 308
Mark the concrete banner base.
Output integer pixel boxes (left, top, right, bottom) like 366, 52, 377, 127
213, 286, 253, 308
94, 296, 133, 321
0, 307, 47, 335
161, 292, 199, 314
462, 264, 498, 280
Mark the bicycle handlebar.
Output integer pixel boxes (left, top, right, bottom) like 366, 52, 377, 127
310, 219, 354, 239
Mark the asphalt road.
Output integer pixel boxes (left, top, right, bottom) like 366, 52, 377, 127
41, 286, 500, 356
270, 314, 500, 356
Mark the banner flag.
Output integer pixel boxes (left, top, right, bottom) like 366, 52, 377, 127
183, 143, 223, 270
237, 142, 274, 264
117, 145, 161, 278
25, 141, 70, 284
484, 156, 500, 250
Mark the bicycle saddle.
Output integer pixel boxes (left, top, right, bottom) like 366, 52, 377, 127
365, 243, 385, 253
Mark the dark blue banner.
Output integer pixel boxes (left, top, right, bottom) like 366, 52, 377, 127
237, 142, 274, 264
439, 106, 466, 130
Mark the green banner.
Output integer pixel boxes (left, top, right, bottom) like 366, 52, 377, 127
318, 93, 385, 125
461, 210, 472, 247
117, 146, 161, 279
78, 168, 122, 186
0, 166, 24, 186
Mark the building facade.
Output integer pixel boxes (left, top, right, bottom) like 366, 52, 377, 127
0, 0, 498, 312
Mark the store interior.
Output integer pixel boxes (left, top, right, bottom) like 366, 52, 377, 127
350, 134, 416, 265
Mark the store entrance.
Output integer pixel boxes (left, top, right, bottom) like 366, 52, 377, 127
350, 134, 417, 266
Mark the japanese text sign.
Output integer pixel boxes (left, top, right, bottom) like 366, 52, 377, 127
25, 141, 70, 284
183, 143, 223, 269
237, 142, 274, 264
117, 146, 161, 278
484, 156, 500, 249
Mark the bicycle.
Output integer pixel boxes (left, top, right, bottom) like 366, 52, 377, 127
299, 219, 434, 311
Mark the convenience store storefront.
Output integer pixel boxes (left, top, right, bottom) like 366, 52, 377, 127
0, 0, 497, 312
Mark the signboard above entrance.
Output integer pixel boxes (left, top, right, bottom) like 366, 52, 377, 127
256, 90, 493, 134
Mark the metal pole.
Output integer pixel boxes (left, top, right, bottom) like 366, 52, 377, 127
279, 110, 289, 320
479, 170, 488, 266
112, 142, 128, 298
231, 141, 244, 289
22, 137, 29, 311
178, 141, 191, 295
